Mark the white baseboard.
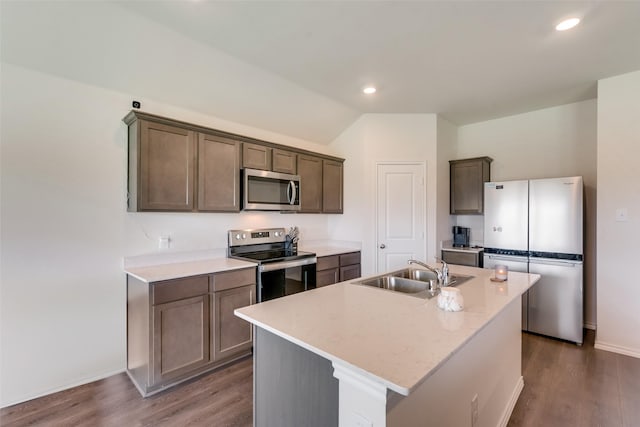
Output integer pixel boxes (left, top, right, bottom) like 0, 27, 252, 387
498, 376, 524, 427
1, 368, 125, 409
584, 322, 596, 330
594, 341, 640, 359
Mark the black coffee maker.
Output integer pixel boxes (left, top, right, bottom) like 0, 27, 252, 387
452, 226, 470, 247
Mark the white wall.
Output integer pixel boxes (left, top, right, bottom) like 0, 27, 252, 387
436, 117, 456, 249
595, 70, 640, 357
0, 1, 357, 144
455, 100, 598, 328
329, 114, 439, 276
0, 63, 337, 407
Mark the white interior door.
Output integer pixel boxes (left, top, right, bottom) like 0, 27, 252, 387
376, 163, 426, 273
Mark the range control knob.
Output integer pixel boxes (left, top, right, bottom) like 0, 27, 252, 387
235, 233, 241, 240
274, 231, 280, 237
242, 233, 247, 239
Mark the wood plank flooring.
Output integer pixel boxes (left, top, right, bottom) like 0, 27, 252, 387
0, 357, 253, 427
2, 330, 639, 426
509, 330, 640, 427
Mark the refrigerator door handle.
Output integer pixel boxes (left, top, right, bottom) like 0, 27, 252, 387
486, 254, 528, 263
529, 258, 581, 267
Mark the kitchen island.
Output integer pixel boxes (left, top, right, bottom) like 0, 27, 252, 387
235, 265, 540, 427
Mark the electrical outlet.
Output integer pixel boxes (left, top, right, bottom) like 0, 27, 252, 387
159, 236, 170, 249
471, 393, 479, 427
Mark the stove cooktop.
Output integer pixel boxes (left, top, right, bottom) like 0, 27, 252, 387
231, 249, 315, 264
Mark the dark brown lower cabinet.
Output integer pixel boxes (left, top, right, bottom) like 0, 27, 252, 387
316, 255, 340, 287
316, 251, 361, 287
127, 267, 256, 397
212, 284, 255, 362
152, 295, 210, 385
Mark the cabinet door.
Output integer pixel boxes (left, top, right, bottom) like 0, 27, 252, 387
297, 154, 323, 213
243, 143, 272, 171
272, 149, 297, 174
322, 160, 343, 213
198, 134, 241, 212
340, 264, 361, 282
212, 285, 255, 362
450, 157, 491, 215
152, 295, 210, 385
317, 268, 339, 287
139, 120, 196, 211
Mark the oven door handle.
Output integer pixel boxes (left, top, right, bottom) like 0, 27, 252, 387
259, 257, 317, 272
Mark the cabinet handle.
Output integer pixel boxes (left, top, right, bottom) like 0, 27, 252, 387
379, 244, 386, 249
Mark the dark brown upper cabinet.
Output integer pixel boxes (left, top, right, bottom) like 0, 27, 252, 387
298, 154, 323, 213
198, 134, 241, 212
124, 111, 343, 214
322, 160, 343, 213
297, 156, 344, 214
242, 143, 272, 171
449, 156, 493, 215
272, 148, 297, 174
129, 119, 196, 211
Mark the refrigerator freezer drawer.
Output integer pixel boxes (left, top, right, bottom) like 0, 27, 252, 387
528, 259, 583, 344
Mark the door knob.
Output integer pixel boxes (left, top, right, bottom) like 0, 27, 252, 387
379, 244, 386, 249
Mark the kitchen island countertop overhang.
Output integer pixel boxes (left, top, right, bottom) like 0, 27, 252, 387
235, 265, 540, 396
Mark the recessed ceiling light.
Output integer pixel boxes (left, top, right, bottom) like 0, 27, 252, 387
556, 18, 580, 31
363, 86, 377, 95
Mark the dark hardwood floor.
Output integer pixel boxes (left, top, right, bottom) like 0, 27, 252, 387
2, 330, 639, 426
509, 329, 640, 427
0, 357, 253, 427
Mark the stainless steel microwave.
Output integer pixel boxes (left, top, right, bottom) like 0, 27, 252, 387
242, 168, 301, 211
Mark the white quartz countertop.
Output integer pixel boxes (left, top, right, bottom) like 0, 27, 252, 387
235, 265, 539, 396
301, 245, 361, 257
125, 257, 257, 283
441, 243, 484, 254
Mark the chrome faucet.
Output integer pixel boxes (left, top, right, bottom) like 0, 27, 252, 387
407, 258, 450, 285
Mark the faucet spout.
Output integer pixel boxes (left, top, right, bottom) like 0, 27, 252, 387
407, 259, 442, 282
407, 259, 449, 285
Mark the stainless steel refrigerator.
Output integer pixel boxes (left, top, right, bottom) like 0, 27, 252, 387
483, 177, 584, 344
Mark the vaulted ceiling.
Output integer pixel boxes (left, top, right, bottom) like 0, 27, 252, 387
3, 1, 640, 143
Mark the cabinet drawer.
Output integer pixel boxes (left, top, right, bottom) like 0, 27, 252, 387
317, 268, 339, 287
441, 250, 479, 267
211, 268, 256, 292
317, 255, 339, 271
340, 264, 361, 282
152, 275, 209, 305
340, 252, 361, 266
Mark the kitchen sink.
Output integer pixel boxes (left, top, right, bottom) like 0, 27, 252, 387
355, 275, 431, 294
353, 268, 474, 298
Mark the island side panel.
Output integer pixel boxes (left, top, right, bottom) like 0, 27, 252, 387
254, 327, 339, 427
126, 275, 151, 394
387, 298, 523, 427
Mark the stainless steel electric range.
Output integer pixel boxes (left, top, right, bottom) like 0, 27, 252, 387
228, 228, 316, 302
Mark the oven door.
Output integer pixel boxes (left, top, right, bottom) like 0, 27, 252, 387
258, 258, 316, 302
243, 168, 301, 211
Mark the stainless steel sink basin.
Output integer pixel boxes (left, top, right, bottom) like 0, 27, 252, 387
353, 268, 474, 298
357, 275, 431, 294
